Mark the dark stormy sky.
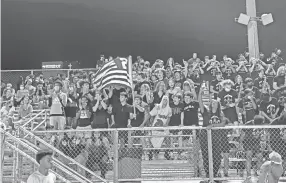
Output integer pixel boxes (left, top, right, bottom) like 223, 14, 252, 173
2, 0, 286, 69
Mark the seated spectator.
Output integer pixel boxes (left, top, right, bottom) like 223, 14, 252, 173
14, 96, 33, 125
15, 83, 29, 105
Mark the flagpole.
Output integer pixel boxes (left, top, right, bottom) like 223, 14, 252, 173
128, 55, 135, 147
128, 55, 136, 115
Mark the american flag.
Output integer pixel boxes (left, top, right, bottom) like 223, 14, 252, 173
92, 57, 132, 89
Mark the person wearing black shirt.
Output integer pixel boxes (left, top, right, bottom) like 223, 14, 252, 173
218, 80, 239, 124
111, 92, 133, 146
96, 55, 105, 69
241, 115, 265, 177
259, 93, 279, 124
198, 86, 226, 180
210, 71, 223, 99
238, 89, 258, 124
92, 90, 109, 129
244, 78, 261, 102
165, 93, 184, 160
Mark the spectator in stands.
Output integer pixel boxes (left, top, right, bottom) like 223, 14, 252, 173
238, 89, 258, 124
15, 96, 33, 123
27, 149, 56, 183
210, 71, 223, 99
273, 66, 286, 90
91, 90, 109, 129
74, 96, 92, 129
258, 151, 283, 183
15, 83, 29, 104
259, 91, 279, 124
110, 92, 133, 146
241, 115, 264, 177
65, 83, 78, 129
0, 100, 15, 130
199, 86, 226, 182
48, 80, 67, 130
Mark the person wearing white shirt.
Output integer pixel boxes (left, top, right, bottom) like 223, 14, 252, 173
27, 149, 56, 183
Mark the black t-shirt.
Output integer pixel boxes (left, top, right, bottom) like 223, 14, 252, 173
202, 107, 221, 127
131, 107, 145, 127
273, 75, 285, 88
112, 103, 133, 128
92, 100, 109, 125
259, 98, 279, 119
254, 77, 264, 90
169, 102, 184, 126
222, 66, 235, 81
218, 89, 238, 107
211, 79, 222, 93
183, 101, 199, 126
238, 97, 258, 123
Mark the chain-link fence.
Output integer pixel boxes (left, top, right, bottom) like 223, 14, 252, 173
1, 125, 286, 182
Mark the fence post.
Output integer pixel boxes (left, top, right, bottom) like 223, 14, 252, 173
0, 130, 4, 183
113, 130, 119, 183
207, 129, 214, 182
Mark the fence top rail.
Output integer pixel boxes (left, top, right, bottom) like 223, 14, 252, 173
32, 125, 286, 134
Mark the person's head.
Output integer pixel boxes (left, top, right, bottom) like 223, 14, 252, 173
225, 58, 232, 67
258, 69, 265, 78
140, 83, 150, 94
216, 71, 222, 80
23, 96, 29, 104
6, 83, 12, 89
222, 80, 234, 92
81, 96, 88, 107
173, 93, 182, 104
144, 61, 150, 68
183, 81, 191, 92
158, 60, 164, 68
245, 78, 253, 88
156, 69, 165, 80
259, 53, 264, 59
184, 91, 194, 104
39, 74, 44, 79
160, 95, 169, 108
271, 52, 277, 58
168, 78, 175, 88
244, 88, 254, 99
151, 74, 157, 83
54, 81, 62, 92
210, 98, 220, 112
204, 56, 209, 61
223, 55, 228, 61
239, 54, 245, 60
69, 83, 76, 92
37, 82, 43, 89
174, 71, 181, 81
100, 55, 104, 61
19, 84, 25, 90
212, 55, 216, 60
36, 149, 53, 169
134, 95, 142, 105
119, 92, 128, 103
269, 151, 283, 165
159, 81, 167, 92
193, 53, 197, 59
277, 66, 286, 76
235, 75, 242, 83
276, 49, 282, 55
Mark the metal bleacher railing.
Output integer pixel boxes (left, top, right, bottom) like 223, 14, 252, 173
1, 68, 98, 87
1, 116, 286, 182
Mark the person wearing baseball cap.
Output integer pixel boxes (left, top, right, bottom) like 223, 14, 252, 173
27, 149, 56, 183
258, 151, 283, 183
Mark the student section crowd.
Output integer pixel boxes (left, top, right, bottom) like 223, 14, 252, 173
1, 50, 286, 180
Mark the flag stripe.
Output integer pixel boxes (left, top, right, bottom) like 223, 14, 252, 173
92, 57, 132, 89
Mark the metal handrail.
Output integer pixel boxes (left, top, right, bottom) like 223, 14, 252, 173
22, 109, 46, 127
19, 126, 108, 183
5, 141, 71, 183
1, 129, 89, 183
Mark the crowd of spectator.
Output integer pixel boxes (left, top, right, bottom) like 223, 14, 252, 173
1, 49, 286, 181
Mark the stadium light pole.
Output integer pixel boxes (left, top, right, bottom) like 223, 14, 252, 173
235, 0, 274, 59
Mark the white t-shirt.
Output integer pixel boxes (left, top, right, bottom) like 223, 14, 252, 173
150, 104, 172, 127
27, 171, 56, 183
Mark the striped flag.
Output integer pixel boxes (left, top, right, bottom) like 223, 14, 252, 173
92, 57, 132, 89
